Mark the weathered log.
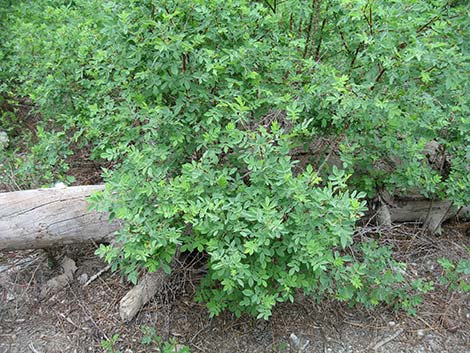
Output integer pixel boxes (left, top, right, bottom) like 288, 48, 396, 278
386, 200, 470, 234
0, 185, 120, 251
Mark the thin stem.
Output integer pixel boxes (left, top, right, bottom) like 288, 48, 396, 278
314, 15, 327, 61
263, 0, 275, 13
339, 30, 351, 55
303, 0, 316, 59
417, 16, 438, 33
370, 65, 386, 90
309, 0, 322, 58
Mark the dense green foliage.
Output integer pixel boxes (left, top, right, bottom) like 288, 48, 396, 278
1, 0, 468, 318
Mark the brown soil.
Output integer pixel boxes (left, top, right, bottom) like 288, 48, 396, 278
1, 225, 469, 353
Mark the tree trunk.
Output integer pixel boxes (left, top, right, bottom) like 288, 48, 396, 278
0, 185, 120, 251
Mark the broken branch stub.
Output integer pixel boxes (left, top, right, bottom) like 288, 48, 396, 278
119, 270, 168, 321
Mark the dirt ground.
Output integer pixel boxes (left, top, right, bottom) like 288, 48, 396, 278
1, 225, 470, 353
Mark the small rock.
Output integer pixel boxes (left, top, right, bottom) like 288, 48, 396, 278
78, 273, 89, 284
388, 321, 396, 327
289, 333, 310, 352
417, 329, 425, 338
61, 257, 77, 279
424, 260, 435, 272
426, 334, 440, 351
6, 291, 15, 301
423, 141, 440, 157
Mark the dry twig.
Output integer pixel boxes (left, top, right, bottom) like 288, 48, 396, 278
371, 328, 404, 350
83, 264, 111, 287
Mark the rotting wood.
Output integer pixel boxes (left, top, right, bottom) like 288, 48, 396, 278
0, 185, 121, 251
41, 256, 77, 297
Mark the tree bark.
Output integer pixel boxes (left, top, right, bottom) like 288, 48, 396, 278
0, 185, 120, 251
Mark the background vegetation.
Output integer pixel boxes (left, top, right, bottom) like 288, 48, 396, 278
1, 0, 469, 319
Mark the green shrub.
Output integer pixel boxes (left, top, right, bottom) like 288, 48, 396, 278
1, 0, 467, 317
101, 334, 121, 353
141, 325, 191, 353
438, 257, 470, 292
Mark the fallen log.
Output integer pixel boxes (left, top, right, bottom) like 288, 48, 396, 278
0, 185, 120, 251
380, 199, 470, 234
